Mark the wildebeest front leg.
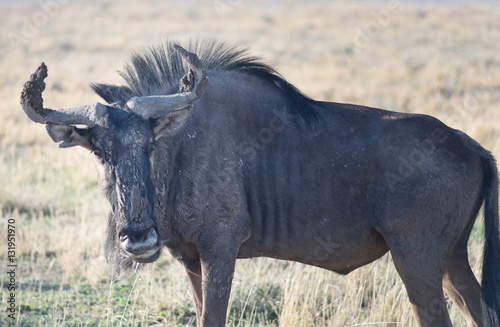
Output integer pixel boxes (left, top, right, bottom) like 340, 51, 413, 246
197, 238, 239, 327
186, 270, 203, 327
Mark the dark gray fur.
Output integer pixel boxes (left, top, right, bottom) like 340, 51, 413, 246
23, 40, 500, 327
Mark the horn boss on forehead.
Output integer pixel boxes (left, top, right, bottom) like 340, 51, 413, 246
126, 45, 208, 119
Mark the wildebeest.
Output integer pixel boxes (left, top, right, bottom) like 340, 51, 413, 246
21, 40, 499, 327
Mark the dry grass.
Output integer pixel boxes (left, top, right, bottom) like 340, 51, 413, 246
0, 0, 499, 326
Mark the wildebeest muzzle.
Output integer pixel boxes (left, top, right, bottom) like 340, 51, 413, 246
118, 225, 161, 263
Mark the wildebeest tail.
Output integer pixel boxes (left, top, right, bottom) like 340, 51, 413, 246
481, 153, 500, 327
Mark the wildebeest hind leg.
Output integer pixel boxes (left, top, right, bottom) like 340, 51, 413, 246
442, 244, 482, 327
388, 244, 453, 327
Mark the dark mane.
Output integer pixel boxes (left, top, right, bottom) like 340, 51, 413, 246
91, 39, 317, 122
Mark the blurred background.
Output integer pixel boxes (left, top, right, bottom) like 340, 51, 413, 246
1, 0, 499, 326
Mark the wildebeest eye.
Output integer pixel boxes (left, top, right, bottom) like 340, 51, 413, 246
93, 148, 103, 158
149, 141, 156, 152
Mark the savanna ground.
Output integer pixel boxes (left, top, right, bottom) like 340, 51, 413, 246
1, 0, 500, 326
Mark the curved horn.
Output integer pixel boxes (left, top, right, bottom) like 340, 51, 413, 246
20, 63, 107, 126
127, 45, 208, 119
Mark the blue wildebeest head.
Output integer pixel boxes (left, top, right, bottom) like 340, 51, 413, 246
20, 46, 207, 269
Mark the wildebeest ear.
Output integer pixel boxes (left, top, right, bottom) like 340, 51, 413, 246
153, 107, 192, 139
46, 123, 92, 150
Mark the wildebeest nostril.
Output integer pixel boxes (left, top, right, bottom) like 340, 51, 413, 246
119, 227, 159, 256
145, 228, 157, 242
119, 232, 128, 243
